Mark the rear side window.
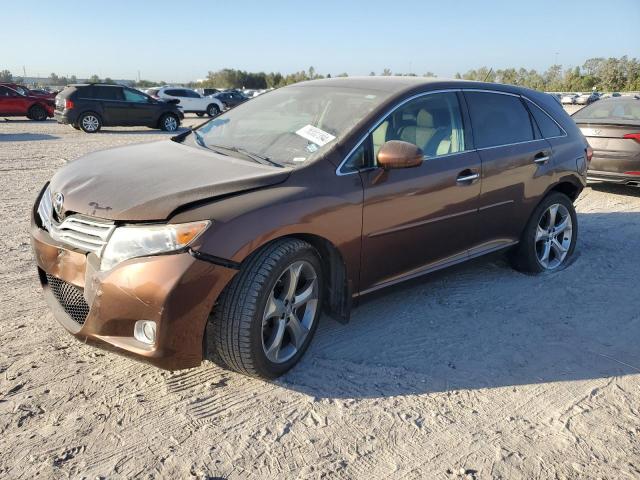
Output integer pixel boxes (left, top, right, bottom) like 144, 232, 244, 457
465, 91, 534, 148
526, 100, 564, 138
93, 86, 123, 101
164, 89, 181, 96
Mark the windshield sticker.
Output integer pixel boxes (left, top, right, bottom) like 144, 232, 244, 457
306, 143, 319, 153
292, 157, 307, 163
295, 124, 336, 147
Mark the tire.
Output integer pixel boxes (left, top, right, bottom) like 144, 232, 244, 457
28, 104, 47, 121
206, 103, 220, 117
78, 112, 101, 133
159, 113, 179, 132
206, 238, 324, 379
510, 192, 578, 274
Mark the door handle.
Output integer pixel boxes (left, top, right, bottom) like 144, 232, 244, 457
534, 152, 551, 164
456, 171, 480, 184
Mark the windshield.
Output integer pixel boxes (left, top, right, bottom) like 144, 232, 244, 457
573, 99, 640, 124
195, 84, 393, 166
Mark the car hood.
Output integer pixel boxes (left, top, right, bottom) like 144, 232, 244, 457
49, 140, 291, 221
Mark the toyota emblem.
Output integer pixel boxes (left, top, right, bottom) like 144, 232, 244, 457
53, 192, 64, 218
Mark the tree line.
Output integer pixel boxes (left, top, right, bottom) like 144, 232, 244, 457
1, 56, 637, 92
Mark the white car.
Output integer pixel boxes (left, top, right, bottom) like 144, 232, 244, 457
156, 87, 224, 117
561, 93, 578, 105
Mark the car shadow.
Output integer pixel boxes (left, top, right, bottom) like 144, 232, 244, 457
1, 118, 55, 123
276, 211, 640, 399
0, 133, 59, 142
97, 128, 190, 135
588, 182, 640, 198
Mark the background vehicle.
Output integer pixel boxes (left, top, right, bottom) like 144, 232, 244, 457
54, 83, 184, 133
213, 89, 249, 109
156, 87, 223, 117
0, 83, 57, 99
32, 78, 588, 379
573, 97, 640, 186
575, 92, 599, 105
197, 88, 220, 96
0, 85, 54, 120
561, 93, 579, 105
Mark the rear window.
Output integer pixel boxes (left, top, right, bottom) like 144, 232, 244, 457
573, 99, 640, 123
465, 91, 535, 148
526, 100, 564, 138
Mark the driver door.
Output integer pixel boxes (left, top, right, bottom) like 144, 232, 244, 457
359, 91, 482, 292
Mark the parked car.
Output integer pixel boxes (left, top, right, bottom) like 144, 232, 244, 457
197, 88, 221, 97
0, 85, 54, 120
144, 87, 161, 98
156, 87, 224, 117
0, 83, 57, 99
573, 97, 640, 186
31, 77, 588, 379
561, 93, 579, 105
213, 89, 249, 109
54, 83, 184, 133
575, 92, 599, 105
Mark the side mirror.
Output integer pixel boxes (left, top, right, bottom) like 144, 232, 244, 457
377, 140, 424, 169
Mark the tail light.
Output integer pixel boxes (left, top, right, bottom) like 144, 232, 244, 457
623, 133, 640, 144
624, 171, 640, 175
65, 99, 74, 110
585, 145, 593, 163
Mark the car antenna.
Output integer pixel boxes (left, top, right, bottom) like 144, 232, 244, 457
483, 68, 493, 82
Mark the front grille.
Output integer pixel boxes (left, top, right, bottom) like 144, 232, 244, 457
38, 187, 115, 255
46, 274, 90, 325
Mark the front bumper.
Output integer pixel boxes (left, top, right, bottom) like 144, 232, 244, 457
30, 219, 237, 370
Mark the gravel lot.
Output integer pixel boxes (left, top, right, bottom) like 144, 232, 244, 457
1, 114, 639, 479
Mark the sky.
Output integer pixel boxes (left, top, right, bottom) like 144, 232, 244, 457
2, 0, 639, 82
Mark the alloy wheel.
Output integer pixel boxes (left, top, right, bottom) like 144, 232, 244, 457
535, 203, 573, 270
261, 260, 319, 364
164, 116, 177, 131
81, 115, 99, 132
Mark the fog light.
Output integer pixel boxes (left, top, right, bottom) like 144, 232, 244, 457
134, 320, 157, 345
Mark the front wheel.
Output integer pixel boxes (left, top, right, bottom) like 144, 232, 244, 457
206, 104, 220, 117
159, 113, 179, 132
28, 105, 47, 121
206, 239, 323, 379
510, 192, 578, 274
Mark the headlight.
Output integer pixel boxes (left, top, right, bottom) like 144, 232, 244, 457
100, 221, 210, 271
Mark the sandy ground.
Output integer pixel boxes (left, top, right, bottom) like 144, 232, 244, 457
1, 113, 639, 480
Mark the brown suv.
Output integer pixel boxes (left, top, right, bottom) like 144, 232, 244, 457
31, 78, 589, 379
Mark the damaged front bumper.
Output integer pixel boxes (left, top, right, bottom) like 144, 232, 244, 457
30, 216, 237, 370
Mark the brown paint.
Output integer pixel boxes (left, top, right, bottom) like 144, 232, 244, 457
31, 78, 588, 370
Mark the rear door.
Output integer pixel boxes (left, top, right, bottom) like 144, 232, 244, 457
123, 88, 156, 125
359, 91, 482, 292
92, 86, 127, 125
463, 90, 553, 250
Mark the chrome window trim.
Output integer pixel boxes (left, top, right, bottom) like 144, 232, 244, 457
336, 87, 568, 176
523, 97, 568, 139
336, 89, 463, 176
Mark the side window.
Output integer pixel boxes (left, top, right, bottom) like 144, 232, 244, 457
188, 90, 201, 98
0, 86, 11, 97
526, 99, 564, 138
341, 142, 368, 174
164, 89, 180, 96
93, 86, 123, 101
465, 91, 534, 148
370, 92, 465, 160
123, 89, 149, 103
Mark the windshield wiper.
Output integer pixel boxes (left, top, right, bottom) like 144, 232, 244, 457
206, 143, 283, 167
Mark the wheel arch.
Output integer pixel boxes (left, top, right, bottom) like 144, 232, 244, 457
236, 233, 352, 324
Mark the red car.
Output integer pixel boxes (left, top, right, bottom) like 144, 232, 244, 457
0, 83, 57, 99
0, 85, 54, 120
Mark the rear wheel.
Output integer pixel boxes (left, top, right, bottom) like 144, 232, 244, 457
205, 239, 323, 379
78, 112, 101, 133
159, 113, 179, 132
206, 104, 220, 117
28, 104, 47, 121
510, 192, 577, 274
